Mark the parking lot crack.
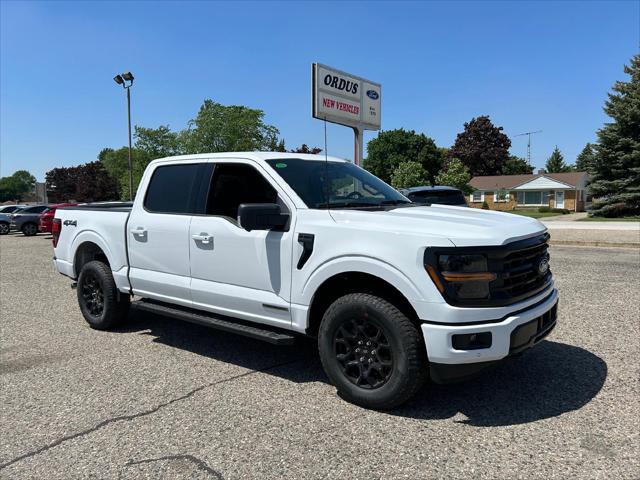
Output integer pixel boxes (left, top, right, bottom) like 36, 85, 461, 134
121, 454, 224, 479
0, 359, 297, 471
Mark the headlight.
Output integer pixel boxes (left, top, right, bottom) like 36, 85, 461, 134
438, 254, 487, 273
427, 254, 496, 300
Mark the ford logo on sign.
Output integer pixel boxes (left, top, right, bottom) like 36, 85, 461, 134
366, 90, 379, 100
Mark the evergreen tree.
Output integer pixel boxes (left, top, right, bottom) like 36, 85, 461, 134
544, 146, 572, 173
589, 54, 640, 217
575, 143, 596, 173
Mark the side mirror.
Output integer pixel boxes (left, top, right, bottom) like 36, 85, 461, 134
238, 203, 289, 232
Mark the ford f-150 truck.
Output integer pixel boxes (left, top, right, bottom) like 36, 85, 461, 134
53, 152, 557, 409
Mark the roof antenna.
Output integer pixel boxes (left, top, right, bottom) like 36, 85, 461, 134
324, 117, 329, 209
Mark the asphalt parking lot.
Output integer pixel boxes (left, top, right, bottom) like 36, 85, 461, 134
1, 234, 639, 479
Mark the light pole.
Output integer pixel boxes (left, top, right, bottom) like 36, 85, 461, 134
113, 72, 135, 200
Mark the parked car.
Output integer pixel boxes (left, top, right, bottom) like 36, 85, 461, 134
53, 153, 557, 409
39, 203, 78, 233
0, 204, 29, 214
400, 186, 468, 206
10, 205, 50, 236
0, 213, 11, 235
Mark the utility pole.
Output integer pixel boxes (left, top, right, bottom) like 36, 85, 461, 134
514, 130, 542, 168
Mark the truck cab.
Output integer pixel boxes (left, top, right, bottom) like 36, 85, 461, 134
53, 153, 558, 409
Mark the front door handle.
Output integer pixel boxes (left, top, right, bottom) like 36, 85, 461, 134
130, 228, 147, 236
192, 233, 213, 244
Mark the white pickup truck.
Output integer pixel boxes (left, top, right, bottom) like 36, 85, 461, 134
53, 152, 558, 409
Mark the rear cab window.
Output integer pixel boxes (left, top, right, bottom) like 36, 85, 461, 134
144, 163, 211, 214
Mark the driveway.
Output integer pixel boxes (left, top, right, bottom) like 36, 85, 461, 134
1, 235, 638, 479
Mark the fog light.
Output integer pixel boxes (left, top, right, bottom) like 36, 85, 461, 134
452, 332, 492, 350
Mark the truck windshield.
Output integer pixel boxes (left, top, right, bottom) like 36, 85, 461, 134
266, 159, 411, 209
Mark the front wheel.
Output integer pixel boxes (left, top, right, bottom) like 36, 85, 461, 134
0, 222, 9, 235
318, 293, 427, 409
77, 260, 130, 330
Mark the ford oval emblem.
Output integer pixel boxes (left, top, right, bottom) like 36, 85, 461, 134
366, 90, 379, 100
537, 256, 549, 276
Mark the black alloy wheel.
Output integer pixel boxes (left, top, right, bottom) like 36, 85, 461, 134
334, 317, 394, 389
81, 272, 105, 317
22, 223, 38, 236
0, 223, 9, 235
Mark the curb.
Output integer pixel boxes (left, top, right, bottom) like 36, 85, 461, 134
549, 240, 640, 248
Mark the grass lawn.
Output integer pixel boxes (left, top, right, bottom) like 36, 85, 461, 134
577, 216, 640, 222
507, 210, 565, 219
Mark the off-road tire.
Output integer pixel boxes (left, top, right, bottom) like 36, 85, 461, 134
77, 260, 130, 330
318, 293, 427, 409
21, 222, 38, 236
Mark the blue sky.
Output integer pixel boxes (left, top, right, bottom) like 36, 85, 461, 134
1, 1, 638, 181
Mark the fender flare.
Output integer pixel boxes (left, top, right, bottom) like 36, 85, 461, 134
70, 230, 121, 276
299, 255, 424, 307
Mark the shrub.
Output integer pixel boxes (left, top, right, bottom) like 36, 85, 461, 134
482, 201, 490, 210
538, 207, 570, 214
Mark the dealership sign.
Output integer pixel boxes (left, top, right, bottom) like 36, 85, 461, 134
312, 63, 381, 130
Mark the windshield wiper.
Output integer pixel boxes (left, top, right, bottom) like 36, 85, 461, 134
324, 201, 382, 209
379, 199, 412, 205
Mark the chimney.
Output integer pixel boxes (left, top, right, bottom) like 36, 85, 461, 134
537, 169, 545, 174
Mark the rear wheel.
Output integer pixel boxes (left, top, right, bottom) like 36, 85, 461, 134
77, 260, 130, 330
22, 223, 38, 236
0, 222, 9, 235
318, 293, 427, 409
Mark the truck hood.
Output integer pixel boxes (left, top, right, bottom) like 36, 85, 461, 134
329, 204, 546, 247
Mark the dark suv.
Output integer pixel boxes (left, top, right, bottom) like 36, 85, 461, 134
400, 186, 468, 206
10, 205, 50, 236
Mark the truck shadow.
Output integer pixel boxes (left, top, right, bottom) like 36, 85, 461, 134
117, 310, 607, 427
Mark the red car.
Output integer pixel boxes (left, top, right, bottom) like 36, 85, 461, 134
39, 203, 77, 233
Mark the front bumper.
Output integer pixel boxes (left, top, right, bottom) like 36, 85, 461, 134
421, 288, 558, 377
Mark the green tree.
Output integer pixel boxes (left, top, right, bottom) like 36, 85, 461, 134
0, 170, 37, 201
434, 158, 473, 194
99, 147, 151, 200
589, 54, 640, 217
448, 116, 511, 176
134, 125, 182, 158
291, 144, 322, 154
575, 142, 597, 173
364, 129, 443, 184
180, 99, 280, 153
503, 155, 534, 175
390, 161, 429, 189
545, 146, 573, 173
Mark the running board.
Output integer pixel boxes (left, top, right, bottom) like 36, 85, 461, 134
131, 299, 296, 345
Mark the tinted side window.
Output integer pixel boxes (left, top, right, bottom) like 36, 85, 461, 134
206, 163, 277, 221
144, 164, 202, 214
25, 206, 48, 213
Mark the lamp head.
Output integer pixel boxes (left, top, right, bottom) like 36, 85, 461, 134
113, 74, 124, 85
122, 71, 134, 82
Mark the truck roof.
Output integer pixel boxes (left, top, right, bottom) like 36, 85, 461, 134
150, 152, 349, 165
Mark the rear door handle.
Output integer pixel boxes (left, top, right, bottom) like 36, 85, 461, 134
130, 228, 147, 235
192, 233, 213, 244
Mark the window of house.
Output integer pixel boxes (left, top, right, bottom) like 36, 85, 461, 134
516, 191, 550, 205
471, 191, 483, 202
206, 163, 278, 221
494, 190, 509, 202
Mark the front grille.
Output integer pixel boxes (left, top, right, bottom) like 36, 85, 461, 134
425, 233, 553, 307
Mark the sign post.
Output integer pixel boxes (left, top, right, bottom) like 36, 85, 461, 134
312, 63, 381, 166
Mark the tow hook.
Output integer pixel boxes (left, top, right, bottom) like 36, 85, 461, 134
71, 282, 77, 290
